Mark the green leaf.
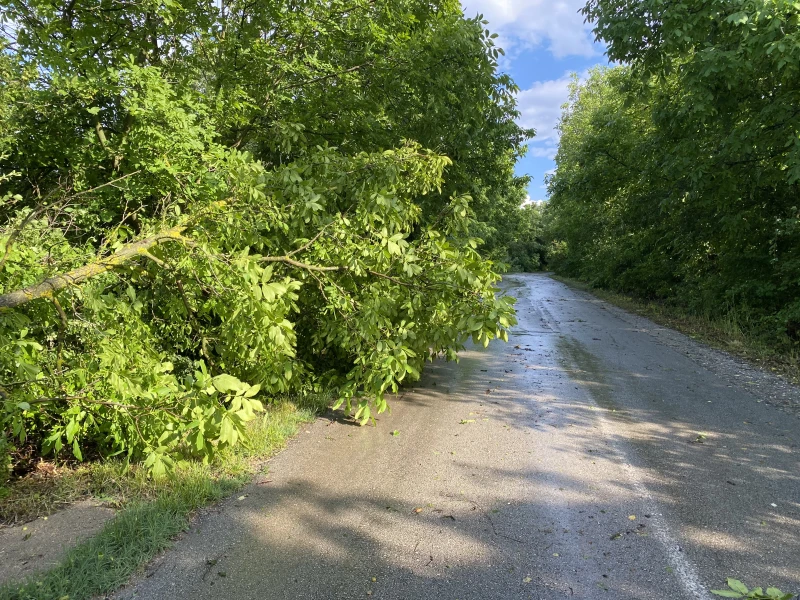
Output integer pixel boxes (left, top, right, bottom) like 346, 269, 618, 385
65, 419, 80, 444
72, 439, 83, 461
726, 11, 749, 25
219, 417, 238, 446
728, 580, 749, 595
212, 374, 245, 393
243, 384, 261, 398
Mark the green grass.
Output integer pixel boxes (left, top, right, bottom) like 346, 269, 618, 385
0, 397, 327, 600
553, 275, 800, 384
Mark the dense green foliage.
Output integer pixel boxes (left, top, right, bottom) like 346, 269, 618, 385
506, 202, 549, 272
547, 0, 800, 346
0, 0, 529, 476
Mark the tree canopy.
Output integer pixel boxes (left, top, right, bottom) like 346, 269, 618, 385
0, 0, 530, 475
547, 0, 800, 346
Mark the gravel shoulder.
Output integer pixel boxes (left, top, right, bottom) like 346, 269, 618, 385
566, 280, 800, 419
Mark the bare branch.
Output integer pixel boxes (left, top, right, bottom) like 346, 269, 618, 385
258, 255, 341, 271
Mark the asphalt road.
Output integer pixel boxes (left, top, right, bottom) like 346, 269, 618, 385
118, 274, 800, 600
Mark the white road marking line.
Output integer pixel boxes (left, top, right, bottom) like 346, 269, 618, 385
595, 401, 712, 599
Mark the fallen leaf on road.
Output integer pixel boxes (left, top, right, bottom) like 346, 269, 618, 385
523, 576, 532, 583
391, 430, 400, 437
459, 419, 475, 424
628, 515, 636, 521
413, 507, 423, 514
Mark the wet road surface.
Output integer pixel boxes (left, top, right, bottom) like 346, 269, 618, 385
118, 274, 800, 599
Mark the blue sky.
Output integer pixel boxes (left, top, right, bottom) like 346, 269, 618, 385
461, 0, 609, 201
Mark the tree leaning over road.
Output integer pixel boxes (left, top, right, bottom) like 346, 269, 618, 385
0, 0, 528, 475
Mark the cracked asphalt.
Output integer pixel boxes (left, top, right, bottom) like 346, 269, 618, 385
116, 273, 800, 600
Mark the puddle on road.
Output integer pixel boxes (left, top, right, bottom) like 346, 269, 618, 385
557, 337, 630, 421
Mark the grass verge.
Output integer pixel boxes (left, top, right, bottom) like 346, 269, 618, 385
0, 397, 327, 600
553, 275, 800, 384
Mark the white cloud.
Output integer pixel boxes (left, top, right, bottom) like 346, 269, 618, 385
463, 0, 596, 58
521, 195, 546, 205
517, 73, 573, 142
527, 144, 558, 159
516, 72, 587, 160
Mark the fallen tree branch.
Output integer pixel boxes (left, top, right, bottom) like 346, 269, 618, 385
0, 222, 441, 310
0, 226, 188, 309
